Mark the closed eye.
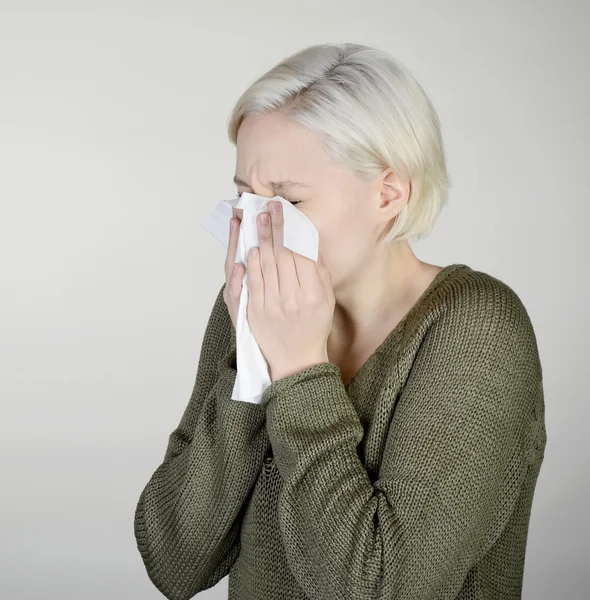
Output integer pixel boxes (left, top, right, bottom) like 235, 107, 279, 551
235, 192, 301, 205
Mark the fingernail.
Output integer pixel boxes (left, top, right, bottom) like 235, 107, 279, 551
259, 213, 269, 225
270, 202, 280, 213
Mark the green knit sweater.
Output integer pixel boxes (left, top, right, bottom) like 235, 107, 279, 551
134, 263, 547, 600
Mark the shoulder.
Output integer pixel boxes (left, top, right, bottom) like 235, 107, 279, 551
435, 265, 536, 333
427, 265, 541, 372
394, 268, 546, 474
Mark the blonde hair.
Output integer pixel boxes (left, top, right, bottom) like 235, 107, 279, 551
227, 43, 451, 243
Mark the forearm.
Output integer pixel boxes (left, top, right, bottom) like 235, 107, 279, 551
135, 347, 271, 600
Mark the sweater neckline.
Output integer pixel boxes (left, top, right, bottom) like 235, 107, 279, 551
343, 263, 471, 391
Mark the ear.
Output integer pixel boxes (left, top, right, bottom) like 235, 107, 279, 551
380, 167, 411, 211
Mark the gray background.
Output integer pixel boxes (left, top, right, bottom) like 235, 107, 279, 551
1, 1, 588, 598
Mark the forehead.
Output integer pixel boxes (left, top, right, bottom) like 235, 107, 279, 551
235, 113, 331, 185
233, 173, 308, 190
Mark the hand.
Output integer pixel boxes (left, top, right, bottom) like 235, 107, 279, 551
223, 206, 245, 329
245, 200, 335, 382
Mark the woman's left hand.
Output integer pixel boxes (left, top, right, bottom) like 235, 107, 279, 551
245, 200, 335, 382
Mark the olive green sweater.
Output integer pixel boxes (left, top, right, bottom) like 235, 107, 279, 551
134, 263, 547, 600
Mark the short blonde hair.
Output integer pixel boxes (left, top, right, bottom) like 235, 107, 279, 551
227, 43, 451, 243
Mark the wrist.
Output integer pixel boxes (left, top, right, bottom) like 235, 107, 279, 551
271, 355, 330, 382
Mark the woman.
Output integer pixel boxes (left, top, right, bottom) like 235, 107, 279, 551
134, 43, 547, 600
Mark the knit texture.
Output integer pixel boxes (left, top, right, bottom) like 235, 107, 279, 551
134, 263, 547, 600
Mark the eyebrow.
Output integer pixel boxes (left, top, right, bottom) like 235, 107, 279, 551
233, 175, 310, 192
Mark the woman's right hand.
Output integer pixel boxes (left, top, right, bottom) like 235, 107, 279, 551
223, 206, 245, 330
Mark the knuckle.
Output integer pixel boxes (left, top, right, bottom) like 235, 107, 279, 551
305, 293, 320, 306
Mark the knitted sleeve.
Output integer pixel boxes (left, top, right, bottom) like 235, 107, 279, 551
134, 283, 270, 600
261, 281, 544, 600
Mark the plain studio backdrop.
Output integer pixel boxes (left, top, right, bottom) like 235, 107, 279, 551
1, 1, 588, 599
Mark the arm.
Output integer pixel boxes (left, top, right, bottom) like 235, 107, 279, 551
134, 283, 271, 600
261, 282, 545, 600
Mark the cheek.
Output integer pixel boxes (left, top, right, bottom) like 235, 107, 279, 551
312, 203, 371, 261
317, 220, 363, 274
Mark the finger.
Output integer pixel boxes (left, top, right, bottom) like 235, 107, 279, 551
246, 247, 264, 312
229, 261, 244, 301
293, 252, 323, 293
293, 249, 330, 305
315, 250, 334, 299
232, 207, 243, 227
275, 247, 300, 300
269, 201, 284, 248
268, 200, 298, 299
256, 211, 279, 303
225, 217, 241, 281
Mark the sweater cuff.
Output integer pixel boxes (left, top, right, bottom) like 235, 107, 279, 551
261, 362, 357, 428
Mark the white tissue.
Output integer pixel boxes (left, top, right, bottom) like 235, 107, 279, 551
201, 192, 319, 404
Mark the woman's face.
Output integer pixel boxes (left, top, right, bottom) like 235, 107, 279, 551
234, 112, 403, 290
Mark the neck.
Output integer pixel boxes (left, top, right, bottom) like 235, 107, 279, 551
329, 240, 430, 347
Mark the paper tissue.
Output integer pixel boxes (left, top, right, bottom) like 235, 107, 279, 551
201, 192, 319, 404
